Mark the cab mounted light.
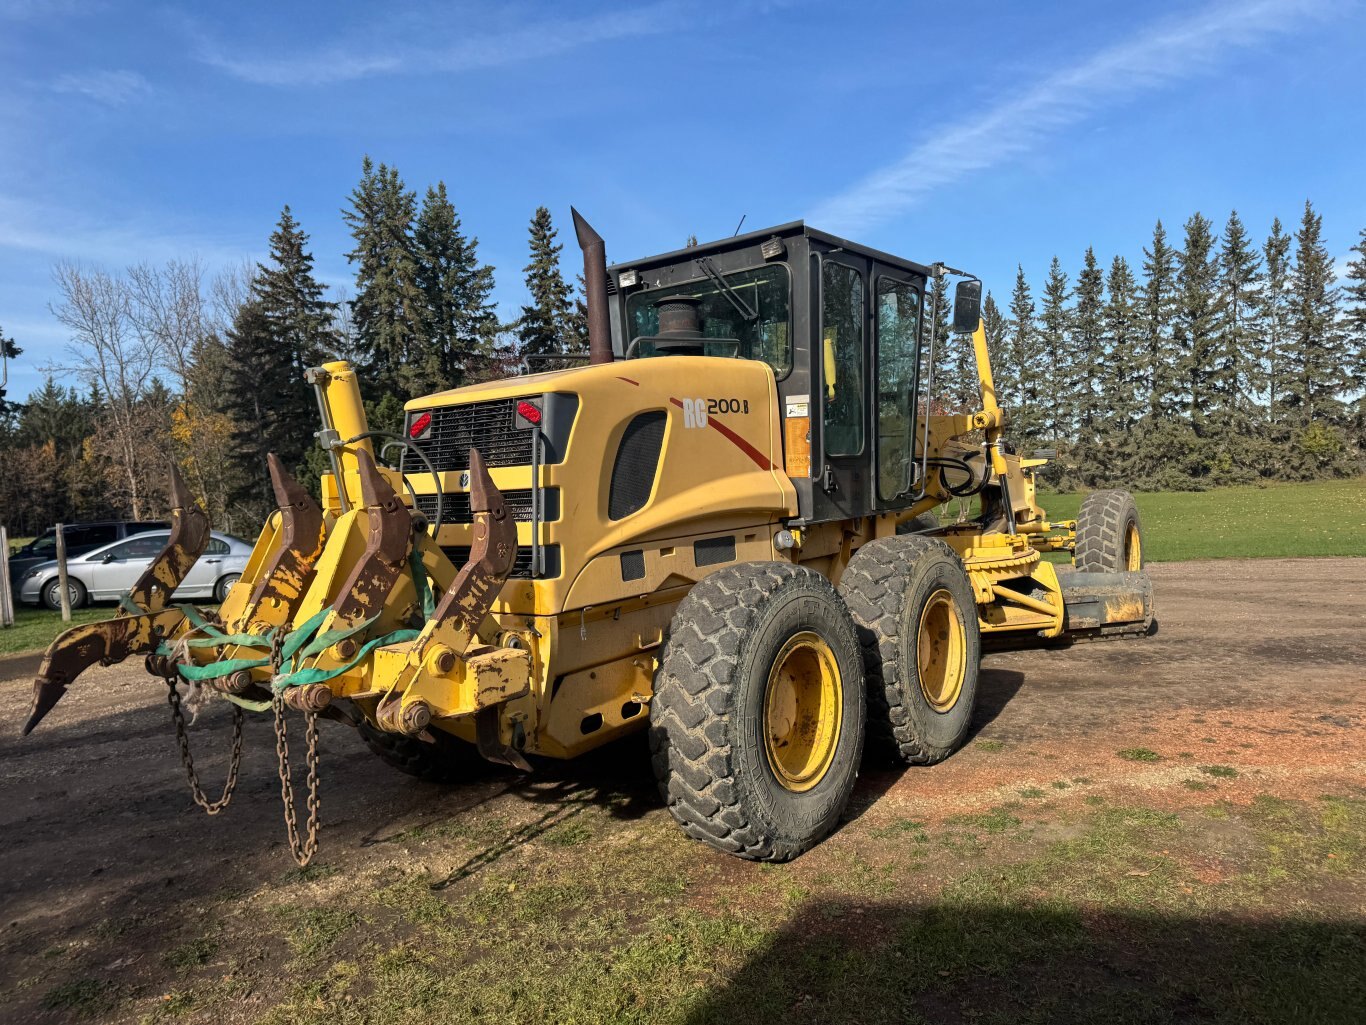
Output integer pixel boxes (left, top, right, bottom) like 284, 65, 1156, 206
760, 236, 786, 260
618, 269, 639, 289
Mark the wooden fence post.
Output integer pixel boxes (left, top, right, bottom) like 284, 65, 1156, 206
0, 526, 13, 628
55, 523, 72, 623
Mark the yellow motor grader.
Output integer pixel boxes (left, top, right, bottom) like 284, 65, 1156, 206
22, 212, 1151, 863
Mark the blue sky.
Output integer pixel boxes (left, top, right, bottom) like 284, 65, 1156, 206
2, 0, 1363, 402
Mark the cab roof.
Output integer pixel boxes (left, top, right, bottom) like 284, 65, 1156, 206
608, 220, 935, 280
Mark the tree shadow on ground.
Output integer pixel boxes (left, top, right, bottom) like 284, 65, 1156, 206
684, 897, 1366, 1025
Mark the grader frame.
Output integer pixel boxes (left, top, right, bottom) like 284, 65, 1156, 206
21, 212, 1152, 863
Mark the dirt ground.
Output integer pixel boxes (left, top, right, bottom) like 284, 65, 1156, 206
1, 557, 1362, 1024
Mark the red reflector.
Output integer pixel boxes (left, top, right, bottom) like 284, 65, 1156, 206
409, 412, 432, 438
517, 400, 543, 426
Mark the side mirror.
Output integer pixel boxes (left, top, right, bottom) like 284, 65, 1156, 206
101, 553, 116, 563
952, 279, 982, 334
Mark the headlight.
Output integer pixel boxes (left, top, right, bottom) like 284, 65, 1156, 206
23, 568, 43, 581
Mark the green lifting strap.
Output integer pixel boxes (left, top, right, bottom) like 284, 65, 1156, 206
411, 546, 435, 621
271, 627, 421, 690
222, 693, 274, 712
175, 654, 272, 681
165, 541, 435, 694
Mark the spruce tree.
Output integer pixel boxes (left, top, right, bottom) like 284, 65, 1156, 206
1005, 266, 1044, 445
517, 206, 575, 364
344, 158, 427, 394
1284, 200, 1349, 475
981, 292, 1007, 409
254, 206, 337, 383
0, 323, 20, 426
1211, 211, 1262, 475
923, 274, 954, 407
1139, 220, 1179, 418
1343, 226, 1366, 450
1071, 247, 1106, 456
1037, 257, 1072, 446
219, 207, 338, 506
1099, 255, 1141, 472
221, 299, 296, 514
1174, 212, 1219, 438
1259, 218, 1293, 439
414, 182, 498, 391
1345, 226, 1366, 362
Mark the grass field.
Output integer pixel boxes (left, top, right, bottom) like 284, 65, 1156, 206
926, 477, 1366, 562
0, 606, 108, 657
1035, 478, 1366, 562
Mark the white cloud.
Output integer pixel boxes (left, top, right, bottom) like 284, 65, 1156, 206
0, 193, 250, 267
194, 0, 783, 87
51, 69, 150, 106
810, 0, 1334, 235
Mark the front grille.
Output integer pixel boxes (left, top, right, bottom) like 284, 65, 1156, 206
413, 489, 559, 525
407, 399, 534, 472
441, 544, 560, 579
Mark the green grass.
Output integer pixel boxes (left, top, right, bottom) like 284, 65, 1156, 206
1037, 478, 1366, 561
0, 605, 108, 656
1117, 747, 1163, 762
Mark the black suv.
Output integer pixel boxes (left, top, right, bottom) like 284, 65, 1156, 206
8, 521, 170, 591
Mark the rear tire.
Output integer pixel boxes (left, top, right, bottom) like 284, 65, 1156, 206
650, 562, 866, 862
42, 577, 87, 611
897, 511, 942, 534
1075, 489, 1144, 572
357, 722, 485, 783
840, 536, 980, 765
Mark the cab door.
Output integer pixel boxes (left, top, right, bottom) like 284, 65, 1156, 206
871, 269, 924, 511
814, 255, 870, 520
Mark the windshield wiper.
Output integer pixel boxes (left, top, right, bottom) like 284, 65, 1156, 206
695, 257, 758, 322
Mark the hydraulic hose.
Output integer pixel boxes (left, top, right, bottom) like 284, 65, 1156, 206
342, 430, 444, 535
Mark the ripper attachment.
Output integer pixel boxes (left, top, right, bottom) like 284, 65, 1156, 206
22, 465, 211, 736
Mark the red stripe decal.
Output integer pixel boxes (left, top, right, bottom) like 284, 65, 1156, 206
616, 376, 640, 386
669, 397, 775, 472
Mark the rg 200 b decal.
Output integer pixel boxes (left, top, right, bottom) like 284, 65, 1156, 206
680, 397, 750, 428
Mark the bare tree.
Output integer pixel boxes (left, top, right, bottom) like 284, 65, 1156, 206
48, 262, 158, 517
207, 259, 256, 339
126, 257, 206, 394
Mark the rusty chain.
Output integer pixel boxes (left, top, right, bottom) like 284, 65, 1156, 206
272, 691, 321, 867
165, 678, 243, 815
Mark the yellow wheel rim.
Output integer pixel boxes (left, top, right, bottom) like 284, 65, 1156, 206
763, 631, 843, 792
1124, 522, 1142, 571
917, 589, 966, 712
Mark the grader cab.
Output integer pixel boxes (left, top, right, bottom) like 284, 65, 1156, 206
22, 212, 1152, 863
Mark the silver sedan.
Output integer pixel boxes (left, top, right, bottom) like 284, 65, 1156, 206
17, 531, 252, 610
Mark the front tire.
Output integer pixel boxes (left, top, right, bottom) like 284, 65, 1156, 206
357, 722, 485, 783
1075, 489, 1144, 572
42, 577, 87, 611
650, 562, 866, 862
840, 536, 980, 765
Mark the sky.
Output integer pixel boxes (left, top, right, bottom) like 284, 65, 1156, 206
2, 0, 1364, 402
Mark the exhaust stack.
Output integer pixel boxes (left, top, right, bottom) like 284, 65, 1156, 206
571, 207, 613, 366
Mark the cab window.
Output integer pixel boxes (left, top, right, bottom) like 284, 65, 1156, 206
821, 261, 865, 456
625, 265, 791, 374
876, 277, 922, 500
